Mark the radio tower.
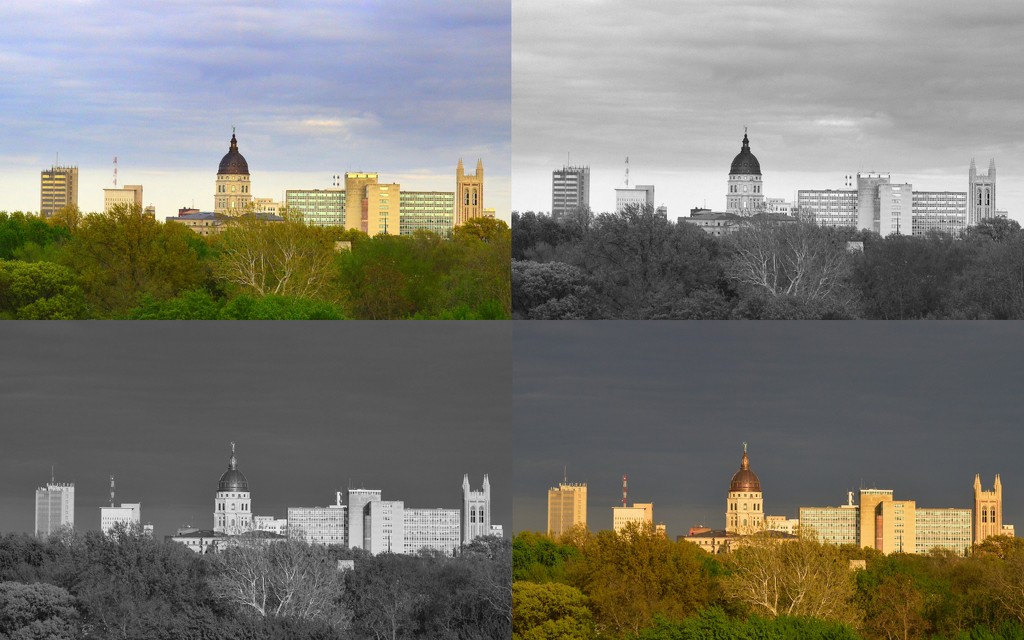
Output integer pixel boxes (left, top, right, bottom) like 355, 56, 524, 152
109, 475, 115, 507
112, 157, 118, 187
622, 474, 628, 507
624, 157, 630, 187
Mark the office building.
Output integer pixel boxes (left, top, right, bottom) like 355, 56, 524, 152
974, 474, 1003, 544
365, 500, 404, 554
253, 516, 288, 537
455, 159, 485, 226
726, 132, 764, 215
726, 444, 763, 534
916, 508, 973, 556
552, 165, 590, 218
462, 474, 491, 543
399, 191, 454, 236
612, 503, 653, 533
347, 488, 382, 550
404, 508, 461, 556
969, 158, 997, 225
343, 173, 400, 235
797, 189, 858, 227
615, 184, 655, 213
100, 503, 141, 533
799, 495, 860, 546
213, 443, 252, 535
911, 191, 967, 236
103, 185, 143, 213
214, 131, 252, 214
856, 172, 890, 232
547, 481, 587, 538
40, 165, 79, 218
683, 210, 743, 236
287, 494, 348, 546
286, 189, 346, 227
35, 481, 75, 538
878, 183, 913, 237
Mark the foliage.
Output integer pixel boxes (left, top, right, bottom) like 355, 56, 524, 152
0, 260, 88, 319
511, 260, 596, 319
0, 211, 70, 260
512, 531, 580, 582
513, 581, 594, 640
0, 581, 79, 640
635, 607, 863, 640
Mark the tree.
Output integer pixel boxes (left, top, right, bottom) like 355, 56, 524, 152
511, 260, 596, 319
0, 581, 79, 640
722, 536, 860, 626
0, 260, 88, 319
212, 218, 340, 300
513, 581, 594, 640
48, 204, 83, 234
345, 553, 422, 640
60, 203, 207, 315
862, 573, 928, 640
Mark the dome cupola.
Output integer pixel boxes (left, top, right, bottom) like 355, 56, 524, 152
218, 132, 250, 176
218, 442, 249, 492
729, 132, 761, 176
729, 443, 761, 492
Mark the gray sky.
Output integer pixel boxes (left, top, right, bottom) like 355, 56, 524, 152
514, 323, 1023, 537
0, 322, 510, 539
513, 0, 1024, 222
0, 1, 510, 222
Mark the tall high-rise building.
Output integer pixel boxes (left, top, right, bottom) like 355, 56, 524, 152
726, 444, 763, 534
878, 183, 913, 237
214, 131, 252, 215
365, 182, 401, 236
455, 159, 484, 226
552, 165, 590, 218
462, 474, 491, 543
40, 165, 79, 218
365, 500, 404, 554
547, 481, 587, 537
214, 443, 252, 534
35, 480, 74, 538
343, 172, 379, 234
346, 488, 382, 550
974, 474, 1003, 544
103, 185, 143, 213
726, 132, 764, 215
968, 158, 997, 225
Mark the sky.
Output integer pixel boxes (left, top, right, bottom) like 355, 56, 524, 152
0, 1, 510, 222
514, 323, 1024, 537
0, 322, 511, 540
512, 0, 1024, 222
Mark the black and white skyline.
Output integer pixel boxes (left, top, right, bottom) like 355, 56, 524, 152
514, 323, 1024, 536
0, 323, 511, 539
513, 0, 1024, 221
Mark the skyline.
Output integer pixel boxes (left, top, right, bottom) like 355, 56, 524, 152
513, 323, 1024, 536
0, 1, 510, 222
512, 0, 1024, 223
0, 323, 511, 539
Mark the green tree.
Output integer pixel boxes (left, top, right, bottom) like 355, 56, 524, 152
60, 203, 207, 316
0, 581, 79, 640
513, 581, 594, 640
0, 260, 88, 319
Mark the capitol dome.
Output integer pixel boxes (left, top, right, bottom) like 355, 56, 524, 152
218, 444, 249, 492
217, 132, 249, 175
729, 132, 761, 176
729, 446, 761, 492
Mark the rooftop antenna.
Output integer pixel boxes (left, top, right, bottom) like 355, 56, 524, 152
112, 157, 118, 187
563, 465, 567, 485
622, 474, 628, 507
51, 465, 54, 484
110, 475, 115, 508
624, 157, 630, 187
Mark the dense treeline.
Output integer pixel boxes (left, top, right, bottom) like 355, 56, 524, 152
0, 527, 510, 639
512, 526, 1024, 640
512, 208, 1024, 319
0, 207, 510, 319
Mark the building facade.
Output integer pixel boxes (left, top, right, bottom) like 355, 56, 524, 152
399, 191, 454, 236
969, 158, 997, 225
612, 503, 653, 533
911, 191, 967, 236
287, 495, 348, 546
346, 488, 382, 550
799, 499, 860, 547
547, 482, 587, 538
214, 131, 252, 215
285, 189, 346, 227
404, 508, 461, 556
35, 481, 75, 538
455, 159, 484, 226
214, 443, 252, 535
974, 474, 1003, 544
253, 516, 288, 537
726, 444, 763, 534
365, 500, 404, 554
462, 474, 491, 543
797, 189, 858, 227
552, 165, 590, 218
726, 132, 764, 215
103, 185, 143, 213
878, 183, 914, 237
100, 503, 140, 533
615, 184, 655, 213
40, 165, 79, 218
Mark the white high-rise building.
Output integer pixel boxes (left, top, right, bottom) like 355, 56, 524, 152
347, 488, 382, 550
214, 443, 252, 535
35, 481, 74, 538
365, 500, 404, 554
101, 503, 141, 533
615, 184, 655, 213
288, 491, 348, 546
462, 474, 491, 543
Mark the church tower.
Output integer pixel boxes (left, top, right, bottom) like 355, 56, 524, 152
214, 442, 252, 534
726, 130, 764, 215
973, 473, 1002, 544
455, 158, 484, 226
726, 443, 763, 534
215, 130, 252, 215
462, 473, 491, 543
968, 158, 996, 226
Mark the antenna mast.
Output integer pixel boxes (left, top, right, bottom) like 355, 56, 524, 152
624, 157, 630, 187
110, 475, 115, 507
622, 474, 628, 507
112, 157, 118, 187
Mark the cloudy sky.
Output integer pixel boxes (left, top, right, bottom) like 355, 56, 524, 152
514, 323, 1023, 537
0, 323, 510, 539
513, 0, 1024, 221
0, 1, 510, 221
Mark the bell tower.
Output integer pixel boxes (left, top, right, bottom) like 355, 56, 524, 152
973, 474, 1002, 544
